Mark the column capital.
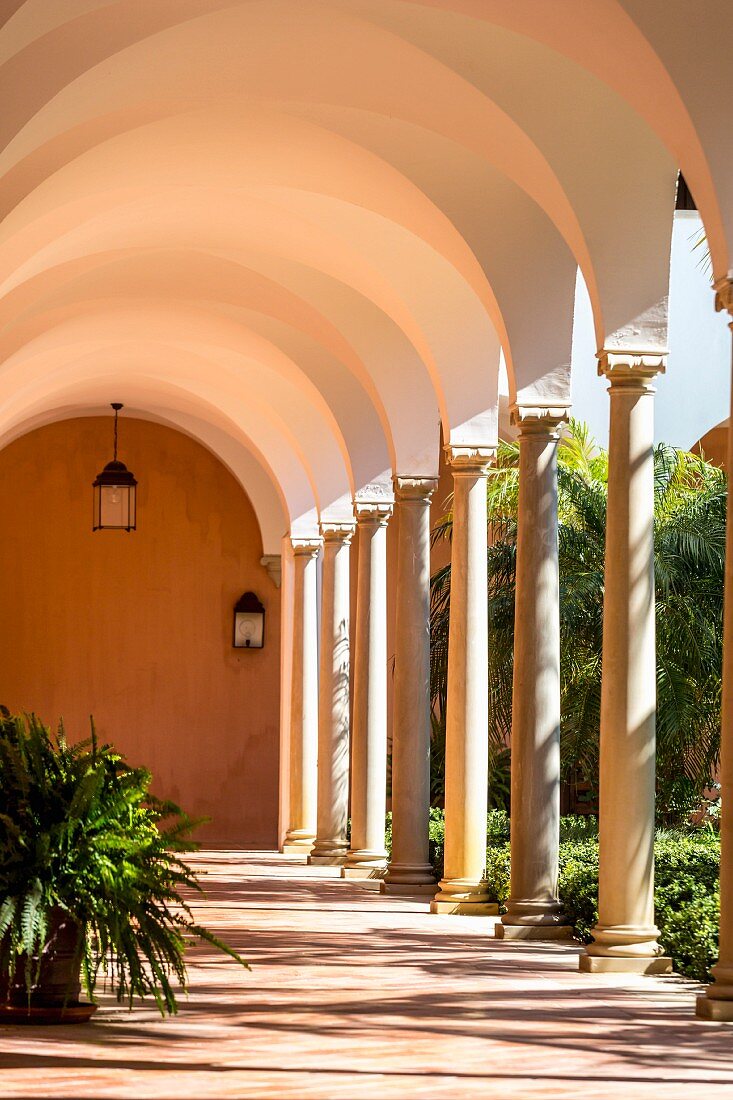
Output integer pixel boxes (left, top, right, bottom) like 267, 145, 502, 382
714, 276, 733, 318
597, 348, 667, 391
320, 520, 356, 545
354, 482, 394, 525
260, 554, 282, 588
509, 404, 571, 439
291, 536, 322, 558
393, 475, 438, 503
445, 444, 496, 474
354, 498, 393, 525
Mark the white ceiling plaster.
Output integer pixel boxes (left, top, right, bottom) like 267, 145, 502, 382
0, 0, 729, 539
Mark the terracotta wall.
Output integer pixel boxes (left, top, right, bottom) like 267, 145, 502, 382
0, 417, 280, 847
694, 424, 728, 470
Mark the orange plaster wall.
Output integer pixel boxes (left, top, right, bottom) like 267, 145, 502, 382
694, 424, 728, 471
0, 417, 280, 847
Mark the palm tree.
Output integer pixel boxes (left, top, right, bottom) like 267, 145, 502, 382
430, 420, 726, 819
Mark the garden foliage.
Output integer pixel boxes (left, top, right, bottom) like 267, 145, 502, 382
414, 809, 720, 982
430, 421, 726, 819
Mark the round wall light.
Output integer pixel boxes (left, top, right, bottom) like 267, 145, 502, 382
233, 591, 265, 648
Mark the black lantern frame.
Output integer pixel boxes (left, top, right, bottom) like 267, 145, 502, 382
233, 591, 265, 649
93, 403, 137, 532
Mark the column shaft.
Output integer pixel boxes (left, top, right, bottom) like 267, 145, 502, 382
310, 524, 354, 865
283, 539, 321, 855
499, 408, 572, 939
344, 501, 392, 880
698, 289, 733, 1017
432, 448, 495, 915
382, 476, 438, 894
581, 352, 670, 973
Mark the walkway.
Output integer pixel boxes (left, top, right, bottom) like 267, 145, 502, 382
2, 853, 732, 1099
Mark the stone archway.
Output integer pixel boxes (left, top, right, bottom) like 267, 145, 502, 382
0, 416, 282, 846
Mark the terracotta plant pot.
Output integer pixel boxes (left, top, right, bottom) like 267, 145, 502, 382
0, 907, 97, 1024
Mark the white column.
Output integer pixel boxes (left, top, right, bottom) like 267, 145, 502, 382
310, 522, 354, 865
698, 281, 733, 1017
277, 539, 294, 850
382, 476, 438, 894
431, 446, 496, 915
343, 498, 393, 880
580, 350, 671, 973
282, 537, 322, 856
498, 406, 572, 940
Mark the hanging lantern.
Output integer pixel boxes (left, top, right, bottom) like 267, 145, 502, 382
233, 591, 265, 648
93, 403, 137, 531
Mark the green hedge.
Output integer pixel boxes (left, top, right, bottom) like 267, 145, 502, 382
387, 811, 720, 981
486, 827, 720, 981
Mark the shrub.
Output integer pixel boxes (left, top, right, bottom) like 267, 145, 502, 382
428, 806, 445, 877
488, 809, 511, 844
423, 808, 509, 883
386, 809, 720, 981
654, 830, 720, 980
559, 815, 598, 843
661, 891, 719, 982
485, 845, 510, 905
557, 840, 600, 942
482, 821, 721, 980
386, 808, 508, 884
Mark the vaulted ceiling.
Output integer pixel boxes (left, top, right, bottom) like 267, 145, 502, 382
0, 1, 730, 548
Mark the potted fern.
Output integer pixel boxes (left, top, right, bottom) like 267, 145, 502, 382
0, 710, 247, 1023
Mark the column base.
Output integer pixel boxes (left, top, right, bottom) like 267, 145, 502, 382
695, 967, 733, 1018
282, 841, 314, 856
499, 899, 572, 939
282, 831, 315, 856
343, 848, 388, 871
342, 865, 386, 881
579, 953, 672, 974
431, 877, 496, 916
495, 923, 574, 941
381, 880, 436, 896
431, 899, 498, 916
696, 994, 733, 1021
382, 862, 436, 894
585, 921, 663, 958
344, 874, 384, 891
307, 851, 347, 866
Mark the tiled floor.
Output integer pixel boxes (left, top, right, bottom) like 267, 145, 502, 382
1, 852, 732, 1099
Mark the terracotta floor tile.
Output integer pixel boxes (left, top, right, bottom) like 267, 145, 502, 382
1, 852, 732, 1099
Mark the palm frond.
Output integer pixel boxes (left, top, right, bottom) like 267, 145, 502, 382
429, 423, 726, 822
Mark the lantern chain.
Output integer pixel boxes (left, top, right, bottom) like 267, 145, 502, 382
111, 401, 123, 462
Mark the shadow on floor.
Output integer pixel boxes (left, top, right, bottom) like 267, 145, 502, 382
1, 852, 730, 1093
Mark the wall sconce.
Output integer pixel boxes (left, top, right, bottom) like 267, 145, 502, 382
233, 591, 265, 648
93, 403, 137, 531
